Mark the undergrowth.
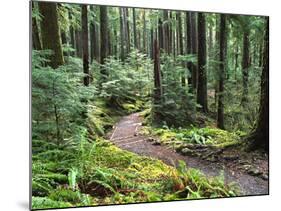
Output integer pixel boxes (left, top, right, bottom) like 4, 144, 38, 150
32, 137, 239, 209
141, 125, 241, 147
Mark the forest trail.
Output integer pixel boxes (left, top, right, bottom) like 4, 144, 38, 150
109, 113, 268, 196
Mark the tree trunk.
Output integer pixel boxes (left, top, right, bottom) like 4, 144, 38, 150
90, 6, 99, 62
241, 30, 250, 105
75, 30, 82, 58
100, 6, 108, 81
186, 12, 198, 91
132, 8, 138, 49
82, 5, 90, 86
124, 8, 130, 55
32, 2, 42, 50
158, 19, 164, 50
69, 10, 75, 55
61, 31, 67, 44
186, 12, 192, 85
38, 2, 64, 68
247, 18, 269, 152
234, 44, 239, 81
142, 11, 147, 53
150, 28, 154, 59
153, 39, 162, 105
119, 8, 125, 62
176, 12, 185, 86
163, 11, 169, 53
217, 14, 227, 129
197, 13, 208, 112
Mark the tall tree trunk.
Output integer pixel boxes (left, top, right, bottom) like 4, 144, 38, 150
38, 2, 64, 68
186, 12, 192, 85
69, 10, 75, 55
124, 8, 130, 55
153, 39, 163, 110
197, 13, 208, 113
150, 28, 154, 59
186, 12, 198, 91
217, 14, 227, 129
168, 12, 173, 54
163, 11, 169, 53
158, 19, 164, 50
176, 12, 185, 86
247, 18, 269, 152
75, 30, 82, 58
132, 8, 138, 49
241, 30, 250, 105
234, 44, 239, 81
90, 6, 99, 62
100, 6, 108, 80
32, 2, 42, 50
119, 8, 125, 62
82, 5, 90, 86
61, 31, 67, 44
142, 11, 147, 53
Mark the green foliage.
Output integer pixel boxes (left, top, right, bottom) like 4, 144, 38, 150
152, 53, 197, 127
143, 126, 240, 147
49, 189, 80, 203
32, 197, 72, 209
91, 50, 152, 111
32, 50, 96, 143
163, 161, 239, 199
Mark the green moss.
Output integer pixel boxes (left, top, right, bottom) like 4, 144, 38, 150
142, 126, 241, 147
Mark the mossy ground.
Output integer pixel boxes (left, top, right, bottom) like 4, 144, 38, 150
32, 137, 239, 209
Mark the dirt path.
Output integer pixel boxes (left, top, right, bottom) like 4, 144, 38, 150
109, 113, 268, 196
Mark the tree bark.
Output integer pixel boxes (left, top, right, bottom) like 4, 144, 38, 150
124, 8, 130, 55
142, 11, 147, 53
153, 39, 162, 105
247, 18, 269, 152
186, 12, 198, 91
132, 8, 138, 49
241, 30, 250, 105
68, 10, 75, 56
82, 5, 90, 86
217, 14, 227, 129
119, 8, 125, 62
38, 2, 64, 68
197, 13, 208, 112
100, 5, 108, 78
176, 12, 185, 86
75, 30, 82, 58
158, 19, 164, 50
32, 2, 42, 50
90, 6, 99, 62
163, 11, 170, 53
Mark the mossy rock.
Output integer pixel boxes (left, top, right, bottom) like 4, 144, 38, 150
181, 148, 195, 156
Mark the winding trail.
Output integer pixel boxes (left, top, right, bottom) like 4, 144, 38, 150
109, 113, 268, 196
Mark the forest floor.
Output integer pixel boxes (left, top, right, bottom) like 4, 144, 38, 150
108, 112, 269, 196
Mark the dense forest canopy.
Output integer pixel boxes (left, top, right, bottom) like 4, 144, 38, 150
31, 1, 269, 209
